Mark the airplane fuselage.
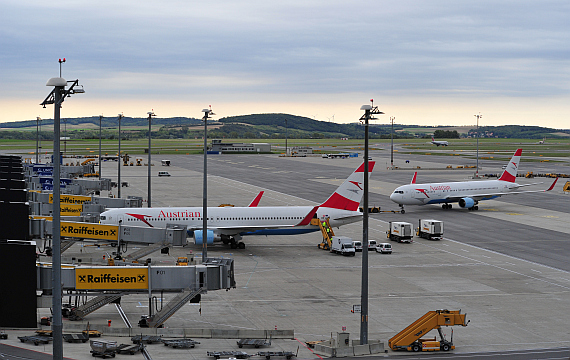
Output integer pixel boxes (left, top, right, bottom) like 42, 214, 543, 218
100, 206, 361, 237
390, 179, 520, 205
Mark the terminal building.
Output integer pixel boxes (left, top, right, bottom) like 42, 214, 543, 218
210, 139, 271, 153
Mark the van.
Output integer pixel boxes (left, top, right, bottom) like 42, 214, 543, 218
352, 240, 362, 252
368, 240, 377, 250
158, 171, 171, 177
376, 243, 392, 254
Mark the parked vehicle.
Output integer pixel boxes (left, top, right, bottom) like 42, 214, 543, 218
376, 243, 392, 254
331, 236, 356, 256
368, 240, 377, 250
158, 171, 171, 177
352, 240, 362, 252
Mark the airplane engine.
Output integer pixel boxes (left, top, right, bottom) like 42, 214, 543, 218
458, 197, 475, 208
193, 230, 215, 245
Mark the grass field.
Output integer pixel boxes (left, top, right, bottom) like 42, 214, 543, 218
3, 138, 569, 160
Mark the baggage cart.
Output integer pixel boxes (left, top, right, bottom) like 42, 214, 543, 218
63, 333, 89, 343
90, 339, 117, 358
162, 338, 200, 348
257, 351, 296, 359
18, 335, 52, 346
237, 338, 271, 348
207, 351, 251, 359
131, 335, 162, 344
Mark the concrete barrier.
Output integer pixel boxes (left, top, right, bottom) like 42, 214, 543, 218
61, 323, 293, 339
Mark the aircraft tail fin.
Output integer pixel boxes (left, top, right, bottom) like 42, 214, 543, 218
320, 161, 375, 211
431, 136, 435, 142
411, 172, 417, 184
248, 191, 264, 207
498, 149, 522, 182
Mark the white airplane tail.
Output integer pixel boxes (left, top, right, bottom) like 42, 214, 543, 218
320, 162, 375, 211
498, 149, 522, 183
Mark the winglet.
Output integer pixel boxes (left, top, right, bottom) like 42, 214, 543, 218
248, 191, 264, 207
411, 172, 417, 184
546, 178, 558, 191
296, 206, 319, 226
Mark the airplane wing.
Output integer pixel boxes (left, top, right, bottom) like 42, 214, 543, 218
444, 178, 558, 202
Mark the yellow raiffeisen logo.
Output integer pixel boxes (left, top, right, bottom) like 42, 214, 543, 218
76, 268, 148, 290
61, 222, 118, 240
49, 194, 91, 204
60, 204, 83, 216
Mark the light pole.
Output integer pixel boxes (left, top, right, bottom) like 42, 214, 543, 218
36, 117, 41, 164
474, 113, 482, 177
147, 111, 155, 207
202, 106, 215, 262
358, 100, 383, 345
98, 115, 103, 179
117, 113, 123, 198
390, 116, 395, 168
285, 118, 288, 156
39, 59, 84, 360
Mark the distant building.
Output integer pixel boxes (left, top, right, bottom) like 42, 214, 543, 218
210, 139, 271, 153
287, 146, 313, 156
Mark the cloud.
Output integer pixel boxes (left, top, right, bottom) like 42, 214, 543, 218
1, 0, 569, 127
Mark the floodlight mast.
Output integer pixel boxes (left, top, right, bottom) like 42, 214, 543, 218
39, 59, 84, 360
147, 111, 156, 207
474, 113, 482, 177
202, 106, 215, 262
117, 113, 124, 198
358, 99, 383, 346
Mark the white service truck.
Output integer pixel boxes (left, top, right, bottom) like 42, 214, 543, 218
387, 221, 413, 243
416, 219, 444, 240
331, 236, 356, 256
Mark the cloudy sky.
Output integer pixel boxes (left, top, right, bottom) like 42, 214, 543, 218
1, 0, 569, 128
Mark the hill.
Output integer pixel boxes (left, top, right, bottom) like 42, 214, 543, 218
0, 114, 568, 140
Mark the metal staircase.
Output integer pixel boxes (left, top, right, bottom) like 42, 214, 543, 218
146, 287, 204, 328
69, 293, 122, 320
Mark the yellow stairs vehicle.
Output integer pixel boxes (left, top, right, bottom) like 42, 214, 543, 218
389, 309, 468, 352
314, 218, 335, 250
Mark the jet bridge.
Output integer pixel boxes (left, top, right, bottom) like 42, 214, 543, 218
36, 258, 235, 324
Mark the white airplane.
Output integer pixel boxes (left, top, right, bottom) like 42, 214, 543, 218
100, 162, 375, 248
390, 149, 557, 213
431, 137, 449, 147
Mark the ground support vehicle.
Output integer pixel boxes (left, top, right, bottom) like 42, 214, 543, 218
207, 351, 251, 359
131, 335, 163, 344
18, 335, 52, 346
0, 331, 7, 339
162, 338, 200, 348
90, 340, 117, 358
63, 333, 89, 343
315, 218, 335, 251
237, 338, 271, 348
257, 351, 296, 359
389, 309, 469, 352
376, 243, 392, 254
387, 221, 413, 243
368, 239, 377, 251
330, 236, 356, 256
116, 343, 143, 355
352, 240, 362, 252
416, 219, 444, 240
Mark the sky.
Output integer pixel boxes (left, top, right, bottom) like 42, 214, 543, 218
1, 0, 569, 128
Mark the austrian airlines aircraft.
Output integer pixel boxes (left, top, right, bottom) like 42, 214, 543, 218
431, 137, 449, 146
390, 149, 557, 213
99, 162, 375, 248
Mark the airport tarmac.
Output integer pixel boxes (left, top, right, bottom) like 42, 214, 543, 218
3, 152, 570, 359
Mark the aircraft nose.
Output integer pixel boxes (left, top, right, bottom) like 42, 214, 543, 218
390, 192, 397, 202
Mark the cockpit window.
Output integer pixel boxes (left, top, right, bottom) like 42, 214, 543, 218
100, 215, 106, 220
393, 190, 404, 194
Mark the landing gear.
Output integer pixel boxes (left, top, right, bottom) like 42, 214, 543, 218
229, 239, 246, 249
399, 205, 405, 214
442, 204, 453, 210
468, 206, 479, 211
